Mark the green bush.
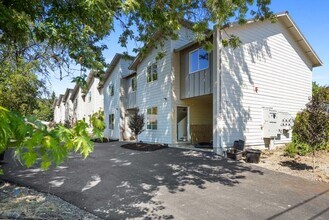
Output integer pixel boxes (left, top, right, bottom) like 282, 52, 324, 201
285, 141, 310, 157
285, 84, 329, 163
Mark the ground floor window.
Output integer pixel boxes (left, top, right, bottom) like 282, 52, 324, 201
109, 114, 114, 129
147, 107, 157, 130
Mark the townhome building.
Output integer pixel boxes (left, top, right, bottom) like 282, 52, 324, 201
62, 88, 73, 125
70, 72, 104, 124
54, 12, 321, 155
53, 94, 66, 124
98, 53, 135, 140
53, 98, 60, 123
125, 12, 321, 154
70, 84, 86, 123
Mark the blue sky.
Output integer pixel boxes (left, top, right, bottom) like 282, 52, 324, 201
49, 0, 329, 96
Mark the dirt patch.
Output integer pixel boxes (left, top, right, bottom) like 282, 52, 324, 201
255, 147, 329, 183
0, 180, 100, 219
121, 143, 167, 151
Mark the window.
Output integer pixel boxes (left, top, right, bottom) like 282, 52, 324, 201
109, 114, 114, 129
147, 107, 157, 130
189, 48, 209, 73
131, 77, 137, 92
73, 99, 77, 110
146, 63, 158, 83
108, 83, 114, 96
88, 92, 92, 102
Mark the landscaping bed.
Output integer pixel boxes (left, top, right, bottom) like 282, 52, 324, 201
0, 180, 100, 219
121, 142, 167, 151
255, 146, 329, 183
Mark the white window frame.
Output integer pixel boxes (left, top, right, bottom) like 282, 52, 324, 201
189, 47, 209, 74
146, 62, 158, 83
88, 92, 92, 102
131, 76, 137, 92
109, 114, 114, 129
108, 83, 114, 96
146, 107, 158, 130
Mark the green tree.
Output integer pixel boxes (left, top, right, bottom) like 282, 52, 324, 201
291, 85, 329, 171
0, 60, 41, 115
0, 0, 273, 79
33, 98, 54, 122
128, 111, 145, 144
0, 0, 273, 170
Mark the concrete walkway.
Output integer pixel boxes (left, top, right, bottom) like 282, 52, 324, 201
1, 142, 329, 219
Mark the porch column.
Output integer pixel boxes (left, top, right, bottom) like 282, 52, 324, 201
212, 27, 224, 156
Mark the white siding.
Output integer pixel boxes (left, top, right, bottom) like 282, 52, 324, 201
74, 87, 87, 122
103, 63, 121, 139
219, 20, 313, 149
84, 77, 104, 122
103, 59, 133, 140
136, 26, 195, 144
64, 93, 73, 124
59, 101, 66, 124
171, 27, 196, 143
136, 40, 173, 144
53, 105, 61, 123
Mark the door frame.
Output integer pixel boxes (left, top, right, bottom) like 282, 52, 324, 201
176, 105, 190, 143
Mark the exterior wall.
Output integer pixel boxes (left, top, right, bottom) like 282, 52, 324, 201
59, 101, 66, 124
180, 44, 213, 99
103, 59, 133, 140
123, 75, 137, 110
103, 63, 122, 139
136, 40, 173, 144
218, 20, 313, 150
73, 87, 87, 122
64, 93, 73, 125
135, 26, 194, 144
53, 105, 61, 123
171, 27, 197, 144
84, 77, 103, 123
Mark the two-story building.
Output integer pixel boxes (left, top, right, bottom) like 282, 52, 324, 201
54, 12, 322, 155
99, 53, 136, 140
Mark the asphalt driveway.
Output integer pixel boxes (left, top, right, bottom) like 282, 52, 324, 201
1, 142, 329, 219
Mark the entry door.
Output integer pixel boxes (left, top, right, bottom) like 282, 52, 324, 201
177, 107, 188, 142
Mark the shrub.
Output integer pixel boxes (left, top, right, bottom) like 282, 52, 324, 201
128, 110, 145, 143
285, 141, 310, 157
288, 84, 329, 171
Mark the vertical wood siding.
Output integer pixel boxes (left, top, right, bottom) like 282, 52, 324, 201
180, 45, 213, 99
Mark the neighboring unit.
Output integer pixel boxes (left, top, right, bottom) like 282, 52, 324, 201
99, 53, 135, 140
62, 88, 73, 126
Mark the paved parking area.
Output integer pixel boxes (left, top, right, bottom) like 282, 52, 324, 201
1, 142, 329, 219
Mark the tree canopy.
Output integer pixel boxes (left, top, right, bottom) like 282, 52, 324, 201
0, 59, 42, 115
0, 0, 273, 79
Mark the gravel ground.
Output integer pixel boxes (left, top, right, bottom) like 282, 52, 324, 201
0, 180, 101, 220
255, 146, 329, 183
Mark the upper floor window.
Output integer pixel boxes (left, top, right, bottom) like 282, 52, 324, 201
88, 92, 92, 102
109, 114, 114, 129
108, 83, 114, 96
147, 107, 157, 130
189, 48, 209, 74
147, 63, 158, 83
131, 77, 137, 92
73, 99, 77, 110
